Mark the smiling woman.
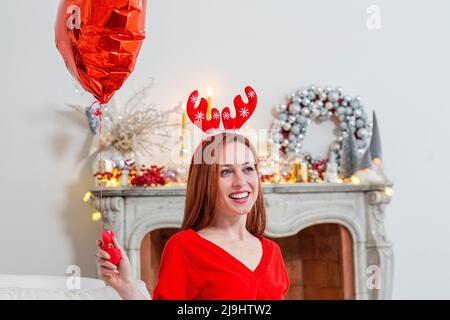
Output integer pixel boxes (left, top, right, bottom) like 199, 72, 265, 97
148, 132, 290, 300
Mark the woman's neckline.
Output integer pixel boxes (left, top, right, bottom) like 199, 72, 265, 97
187, 228, 266, 273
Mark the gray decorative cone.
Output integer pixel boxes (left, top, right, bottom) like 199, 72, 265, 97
340, 131, 359, 178
370, 111, 382, 161
359, 146, 372, 170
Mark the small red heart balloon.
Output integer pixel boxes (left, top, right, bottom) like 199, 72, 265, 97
101, 230, 122, 266
55, 0, 147, 104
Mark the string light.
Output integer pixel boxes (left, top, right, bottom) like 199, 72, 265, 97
384, 186, 394, 197
92, 211, 102, 221
83, 191, 94, 202
350, 176, 361, 185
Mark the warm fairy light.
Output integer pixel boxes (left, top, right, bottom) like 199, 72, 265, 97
373, 158, 382, 166
92, 211, 102, 221
385, 186, 394, 197
106, 178, 119, 187
351, 176, 361, 185
83, 191, 93, 202
336, 178, 343, 183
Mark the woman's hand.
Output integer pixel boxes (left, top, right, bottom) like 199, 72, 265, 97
96, 237, 146, 299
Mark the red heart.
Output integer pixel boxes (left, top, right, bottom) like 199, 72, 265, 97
101, 230, 122, 266
55, 0, 147, 104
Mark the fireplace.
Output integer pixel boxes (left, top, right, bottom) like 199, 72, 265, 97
139, 224, 355, 300
94, 182, 394, 299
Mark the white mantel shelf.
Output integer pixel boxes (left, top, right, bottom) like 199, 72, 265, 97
91, 181, 394, 300
92, 182, 393, 196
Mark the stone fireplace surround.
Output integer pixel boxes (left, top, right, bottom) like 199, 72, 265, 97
93, 182, 393, 300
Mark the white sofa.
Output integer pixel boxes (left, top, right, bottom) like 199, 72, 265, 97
0, 274, 151, 300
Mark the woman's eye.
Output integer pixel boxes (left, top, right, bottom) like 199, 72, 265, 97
220, 169, 232, 177
244, 166, 255, 173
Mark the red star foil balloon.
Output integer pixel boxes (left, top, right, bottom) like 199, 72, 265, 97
55, 0, 147, 104
100, 230, 122, 267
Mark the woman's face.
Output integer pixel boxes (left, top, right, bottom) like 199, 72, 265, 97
215, 141, 259, 217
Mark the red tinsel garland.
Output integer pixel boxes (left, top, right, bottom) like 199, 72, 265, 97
129, 165, 166, 187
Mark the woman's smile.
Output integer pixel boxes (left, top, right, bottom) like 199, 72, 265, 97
229, 190, 251, 204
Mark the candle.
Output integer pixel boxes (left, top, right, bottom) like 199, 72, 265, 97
181, 102, 187, 152
207, 87, 212, 120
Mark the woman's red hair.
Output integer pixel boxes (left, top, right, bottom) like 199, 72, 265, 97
181, 132, 266, 236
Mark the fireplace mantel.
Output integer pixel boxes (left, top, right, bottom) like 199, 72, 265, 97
92, 182, 394, 300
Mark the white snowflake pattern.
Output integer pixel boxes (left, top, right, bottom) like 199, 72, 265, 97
190, 95, 198, 103
247, 90, 256, 98
240, 107, 249, 118
222, 111, 231, 120
195, 111, 205, 122
212, 111, 221, 120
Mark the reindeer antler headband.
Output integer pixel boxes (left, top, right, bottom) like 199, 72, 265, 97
186, 86, 257, 134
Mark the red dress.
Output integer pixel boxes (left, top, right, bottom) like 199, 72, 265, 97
152, 228, 290, 300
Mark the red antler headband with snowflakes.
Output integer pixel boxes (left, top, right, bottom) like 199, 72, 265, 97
186, 86, 257, 134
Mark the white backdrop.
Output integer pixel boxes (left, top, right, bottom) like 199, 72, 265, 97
0, 0, 449, 299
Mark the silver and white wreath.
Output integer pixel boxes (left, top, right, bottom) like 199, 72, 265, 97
271, 86, 372, 166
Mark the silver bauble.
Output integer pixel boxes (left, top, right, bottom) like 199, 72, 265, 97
356, 118, 365, 128
325, 101, 334, 110
340, 122, 348, 130
350, 99, 360, 108
337, 107, 346, 115
291, 96, 301, 104
328, 90, 340, 102
279, 112, 288, 122
345, 107, 353, 115
301, 108, 310, 116
290, 124, 301, 135
282, 122, 292, 131
282, 139, 289, 147
312, 109, 321, 118
288, 115, 297, 123
288, 133, 297, 141
353, 109, 362, 118
356, 128, 369, 139
296, 115, 307, 124
288, 102, 301, 114
288, 142, 296, 150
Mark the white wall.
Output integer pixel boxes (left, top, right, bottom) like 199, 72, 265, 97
0, 0, 449, 299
